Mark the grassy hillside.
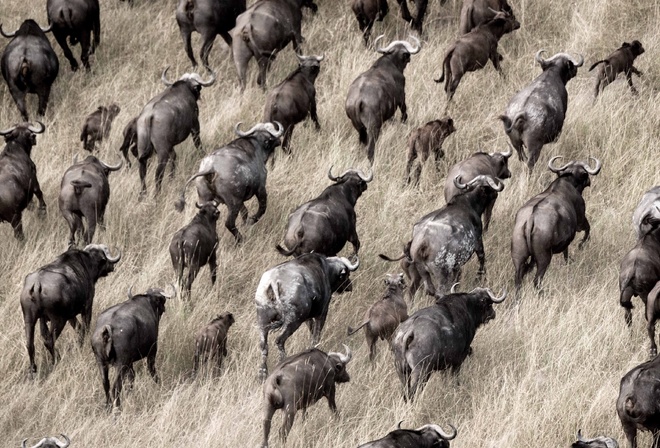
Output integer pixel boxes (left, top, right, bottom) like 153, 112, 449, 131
1, 0, 659, 446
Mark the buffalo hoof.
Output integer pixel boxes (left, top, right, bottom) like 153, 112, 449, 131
258, 367, 268, 383
37, 206, 47, 219
246, 216, 258, 226
138, 190, 147, 202
651, 348, 657, 358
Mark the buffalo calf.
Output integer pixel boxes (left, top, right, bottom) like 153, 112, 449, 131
193, 312, 235, 373
80, 104, 121, 152
405, 117, 455, 186
591, 40, 644, 98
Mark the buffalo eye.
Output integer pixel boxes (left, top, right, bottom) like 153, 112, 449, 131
334, 362, 344, 373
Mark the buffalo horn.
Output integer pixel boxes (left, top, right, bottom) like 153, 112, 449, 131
396, 420, 404, 430
487, 6, 500, 14
161, 66, 174, 86
0, 24, 16, 38
296, 54, 324, 63
21, 440, 28, 448
582, 156, 601, 175
199, 67, 216, 86
40, 24, 53, 33
417, 424, 457, 440
453, 175, 468, 190
264, 121, 284, 138
195, 202, 203, 209
534, 49, 547, 65
162, 283, 177, 299
102, 245, 122, 263
99, 158, 123, 171
544, 52, 584, 68
333, 344, 352, 364
0, 124, 18, 135
500, 142, 513, 158
327, 165, 339, 181
547, 156, 571, 173
73, 154, 79, 165
468, 175, 504, 192
127, 285, 134, 299
377, 35, 421, 54
450, 282, 460, 294
27, 121, 45, 134
373, 34, 386, 52
576, 430, 586, 442
339, 257, 359, 271
486, 288, 507, 303
55, 434, 71, 448
355, 168, 374, 182
234, 122, 260, 137
572, 53, 584, 67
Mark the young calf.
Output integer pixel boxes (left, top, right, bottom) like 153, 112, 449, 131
80, 104, 121, 152
590, 40, 645, 98
193, 312, 235, 374
405, 117, 455, 185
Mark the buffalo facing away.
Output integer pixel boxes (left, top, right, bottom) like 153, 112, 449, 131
136, 67, 215, 199
358, 423, 457, 448
434, 10, 519, 102
512, 157, 601, 292
459, 0, 515, 35
633, 186, 660, 240
590, 40, 644, 98
80, 104, 121, 152
392, 286, 506, 400
276, 167, 372, 257
0, 122, 47, 240
572, 430, 619, 448
255, 253, 358, 380
396, 0, 446, 34
405, 117, 455, 186
118, 116, 138, 168
21, 435, 71, 448
346, 35, 420, 163
193, 312, 235, 374
1, 20, 59, 121
262, 346, 352, 448
91, 285, 174, 408
499, 51, 584, 170
176, 0, 246, 68
347, 273, 408, 361
58, 155, 122, 247
46, 0, 100, 71
20, 244, 121, 377
350, 0, 389, 45
175, 122, 283, 243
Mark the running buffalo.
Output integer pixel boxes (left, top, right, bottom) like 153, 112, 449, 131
358, 423, 457, 448
499, 51, 583, 170
633, 186, 660, 239
392, 286, 506, 399
20, 244, 121, 378
0, 122, 47, 240
396, 0, 446, 34
405, 117, 456, 186
136, 67, 215, 199
193, 312, 235, 374
174, 122, 283, 243
1, 20, 59, 121
255, 253, 358, 380
512, 157, 601, 292
46, 0, 100, 71
80, 103, 121, 152
459, 0, 514, 35
346, 35, 420, 163
590, 40, 644, 98
276, 167, 372, 257
350, 0, 389, 45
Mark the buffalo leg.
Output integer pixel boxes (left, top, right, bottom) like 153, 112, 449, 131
248, 188, 267, 225
281, 125, 294, 153
37, 86, 52, 118
405, 151, 418, 185
525, 142, 543, 171
85, 213, 97, 246
53, 31, 79, 71
112, 365, 132, 408
367, 332, 377, 361
24, 318, 37, 377
153, 151, 170, 196
578, 223, 591, 249
98, 362, 111, 408
475, 237, 486, 277
648, 317, 658, 358
275, 321, 304, 361
417, 263, 437, 297
259, 329, 269, 382
262, 402, 276, 448
532, 251, 552, 290
256, 57, 274, 90
199, 31, 217, 69
622, 422, 637, 448
326, 386, 339, 414
239, 204, 249, 223
147, 350, 159, 383
279, 406, 296, 443
44, 318, 66, 364
347, 227, 360, 256
626, 72, 638, 95
482, 200, 494, 232
412, 0, 427, 34
8, 85, 29, 121
138, 154, 150, 200
310, 309, 329, 346
191, 119, 204, 154
225, 204, 243, 243
232, 41, 252, 92
621, 287, 635, 327
185, 263, 200, 297
396, 0, 413, 22
169, 150, 177, 179
219, 31, 232, 47
10, 212, 25, 240
33, 181, 47, 217
79, 31, 92, 70
209, 251, 218, 286
366, 127, 381, 164
404, 261, 423, 301
179, 27, 197, 67
408, 365, 432, 401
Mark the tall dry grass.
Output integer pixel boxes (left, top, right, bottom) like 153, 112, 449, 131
0, 0, 659, 446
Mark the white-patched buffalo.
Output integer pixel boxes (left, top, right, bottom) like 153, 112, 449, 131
175, 122, 282, 243
80, 104, 120, 152
350, 0, 389, 45
405, 117, 455, 186
276, 167, 372, 257
499, 51, 583, 170
358, 423, 457, 448
572, 430, 619, 448
0, 122, 47, 240
633, 186, 660, 240
590, 40, 644, 98
20, 244, 121, 377
91, 285, 174, 408
255, 253, 358, 380
392, 286, 505, 399
21, 435, 70, 448
1, 20, 59, 121
345, 36, 420, 163
512, 157, 601, 293
46, 0, 100, 71
262, 346, 352, 448
193, 312, 235, 374
459, 0, 514, 35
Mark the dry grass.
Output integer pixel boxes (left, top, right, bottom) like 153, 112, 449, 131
1, 0, 659, 446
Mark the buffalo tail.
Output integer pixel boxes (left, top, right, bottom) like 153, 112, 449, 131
347, 321, 369, 335
100, 324, 114, 360
379, 253, 406, 262
588, 60, 607, 71
174, 169, 214, 212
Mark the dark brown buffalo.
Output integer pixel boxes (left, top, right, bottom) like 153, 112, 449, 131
405, 117, 455, 186
80, 103, 120, 152
169, 201, 220, 297
346, 36, 420, 163
347, 273, 408, 360
263, 54, 323, 157
396, 0, 446, 34
118, 116, 137, 168
20, 244, 121, 378
392, 286, 505, 400
617, 354, 660, 448
276, 167, 372, 257
176, 0, 246, 68
91, 285, 174, 408
21, 435, 70, 448
262, 346, 352, 448
193, 312, 235, 373
459, 0, 514, 35
0, 122, 47, 240
633, 186, 660, 240
358, 423, 457, 448
1, 20, 59, 121
646, 282, 660, 359
434, 11, 519, 102
350, 0, 389, 45
590, 40, 644, 98
46, 0, 100, 71
444, 148, 512, 231
512, 157, 601, 293
58, 155, 122, 246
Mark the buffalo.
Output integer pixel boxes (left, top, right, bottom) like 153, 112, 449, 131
46, 0, 100, 71
1, 20, 59, 121
444, 147, 512, 231
0, 122, 47, 240
262, 346, 352, 448
118, 116, 137, 168
347, 273, 408, 361
346, 35, 420, 163
499, 50, 584, 170
512, 157, 601, 292
174, 122, 283, 243
633, 186, 660, 240
58, 155, 122, 247
434, 10, 519, 102
20, 244, 121, 377
176, 0, 246, 68
91, 285, 174, 408
590, 40, 644, 98
276, 167, 372, 257
136, 67, 215, 199
396, 0, 446, 34
405, 117, 455, 186
350, 0, 389, 45
169, 201, 220, 297
646, 282, 660, 359
572, 430, 619, 448
80, 103, 121, 152
263, 54, 323, 157
255, 253, 358, 380
380, 175, 505, 298
358, 423, 457, 448
459, 0, 514, 35
392, 286, 506, 399
193, 312, 235, 374
21, 435, 70, 448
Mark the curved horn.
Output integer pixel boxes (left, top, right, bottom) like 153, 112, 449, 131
500, 142, 513, 158
571, 53, 584, 67
355, 168, 373, 182
40, 24, 53, 33
314, 54, 325, 62
404, 35, 421, 54
397, 420, 404, 430
547, 156, 571, 173
453, 175, 468, 190
487, 6, 500, 14
265, 121, 284, 138
339, 257, 359, 271
535, 49, 547, 65
234, 122, 262, 138
99, 158, 123, 171
21, 439, 28, 448
485, 176, 504, 191
417, 424, 458, 440
378, 36, 421, 55
199, 67, 216, 87
27, 121, 45, 134
103, 245, 122, 263
161, 66, 174, 86
127, 285, 134, 299
0, 124, 18, 135
583, 156, 601, 175
486, 288, 507, 303
327, 165, 339, 181
0, 24, 16, 38
163, 283, 177, 299
577, 430, 585, 442
336, 344, 353, 364
373, 34, 386, 52
450, 282, 460, 294
195, 202, 203, 209
55, 434, 70, 448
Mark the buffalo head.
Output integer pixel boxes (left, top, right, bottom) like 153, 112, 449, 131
21, 434, 70, 448
327, 166, 373, 197
535, 50, 584, 81
83, 244, 122, 277
195, 200, 221, 223
415, 423, 458, 447
548, 156, 601, 192
327, 256, 360, 293
234, 121, 284, 158
296, 54, 324, 83
488, 145, 513, 179
0, 20, 52, 39
161, 66, 216, 99
0, 122, 45, 154
374, 35, 421, 71
327, 344, 352, 383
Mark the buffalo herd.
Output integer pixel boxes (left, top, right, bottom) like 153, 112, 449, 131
0, 0, 656, 446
